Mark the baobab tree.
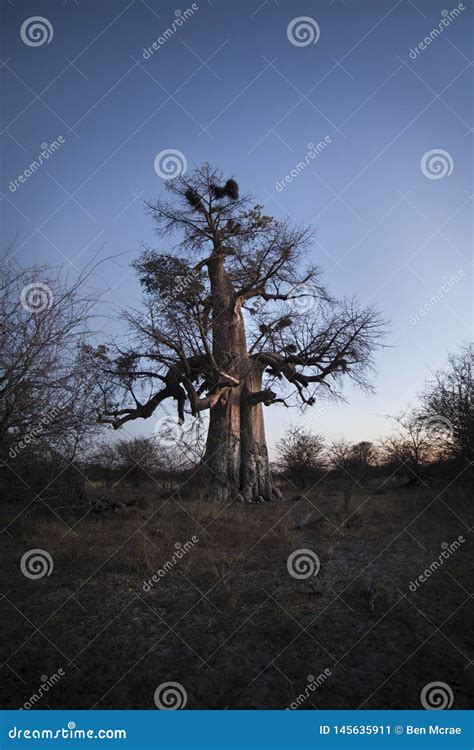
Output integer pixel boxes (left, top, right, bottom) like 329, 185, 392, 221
92, 165, 385, 502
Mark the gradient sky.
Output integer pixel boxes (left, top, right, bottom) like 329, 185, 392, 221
1, 0, 472, 455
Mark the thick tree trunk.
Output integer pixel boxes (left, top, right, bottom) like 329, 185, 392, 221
200, 314, 280, 501
198, 255, 281, 502
239, 366, 275, 502
201, 386, 242, 502
201, 369, 279, 503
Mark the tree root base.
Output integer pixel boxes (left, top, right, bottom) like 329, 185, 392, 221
206, 484, 283, 504
183, 463, 283, 504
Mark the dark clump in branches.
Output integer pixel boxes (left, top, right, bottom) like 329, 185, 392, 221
184, 187, 204, 212
210, 178, 239, 201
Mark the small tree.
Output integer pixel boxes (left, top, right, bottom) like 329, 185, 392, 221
86, 440, 120, 486
380, 411, 434, 476
327, 438, 371, 511
419, 343, 473, 460
0, 255, 100, 499
115, 437, 161, 483
350, 441, 376, 471
276, 425, 326, 486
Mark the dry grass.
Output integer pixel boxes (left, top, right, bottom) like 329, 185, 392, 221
1, 477, 472, 709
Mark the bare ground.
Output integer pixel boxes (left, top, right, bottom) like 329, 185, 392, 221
1, 478, 473, 710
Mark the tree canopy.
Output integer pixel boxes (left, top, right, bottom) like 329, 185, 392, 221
90, 164, 386, 434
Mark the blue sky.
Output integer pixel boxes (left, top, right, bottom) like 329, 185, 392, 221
1, 0, 472, 453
